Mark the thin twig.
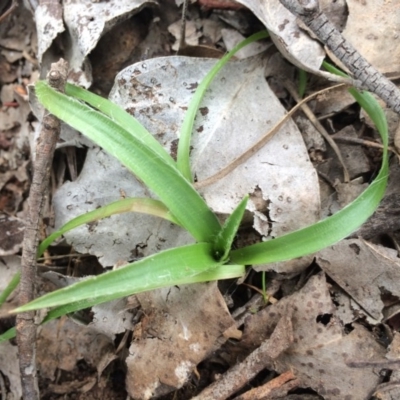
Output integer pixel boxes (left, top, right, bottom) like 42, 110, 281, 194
192, 316, 293, 400
194, 83, 347, 189
178, 0, 189, 51
332, 134, 398, 153
232, 371, 298, 400
346, 359, 400, 369
281, 78, 350, 182
279, 0, 400, 114
0, 0, 18, 24
16, 59, 68, 400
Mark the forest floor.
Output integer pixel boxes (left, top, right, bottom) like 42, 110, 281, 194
1, 0, 400, 399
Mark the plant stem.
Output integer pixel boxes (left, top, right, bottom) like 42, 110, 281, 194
16, 58, 68, 400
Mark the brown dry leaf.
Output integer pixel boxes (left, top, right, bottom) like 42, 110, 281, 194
0, 217, 24, 256
317, 238, 400, 320
37, 318, 115, 381
239, 273, 384, 399
126, 282, 235, 399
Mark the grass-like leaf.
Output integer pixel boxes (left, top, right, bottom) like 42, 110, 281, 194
65, 83, 176, 169
37, 197, 180, 258
13, 243, 228, 313
0, 263, 244, 342
213, 195, 248, 262
36, 82, 221, 243
5, 42, 388, 344
176, 31, 269, 181
230, 80, 388, 264
0, 271, 20, 309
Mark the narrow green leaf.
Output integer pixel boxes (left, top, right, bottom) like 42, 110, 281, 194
36, 82, 221, 242
230, 82, 388, 265
213, 195, 248, 262
38, 198, 180, 258
177, 31, 270, 181
1, 264, 244, 342
0, 327, 16, 343
0, 271, 20, 308
42, 264, 244, 321
12, 243, 224, 313
297, 69, 307, 99
65, 83, 176, 168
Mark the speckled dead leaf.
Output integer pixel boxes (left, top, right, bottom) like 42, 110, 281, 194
52, 149, 193, 267
35, 1, 65, 62
239, 273, 384, 399
317, 238, 400, 320
34, 0, 154, 86
341, 0, 400, 75
125, 282, 235, 399
233, 0, 329, 76
0, 218, 24, 256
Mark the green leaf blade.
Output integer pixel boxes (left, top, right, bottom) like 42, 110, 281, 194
38, 198, 181, 258
230, 76, 388, 265
213, 195, 248, 262
13, 243, 223, 313
177, 31, 269, 181
36, 82, 221, 242
65, 83, 177, 169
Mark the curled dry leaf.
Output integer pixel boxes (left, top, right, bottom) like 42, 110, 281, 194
33, 0, 155, 86
234, 0, 327, 75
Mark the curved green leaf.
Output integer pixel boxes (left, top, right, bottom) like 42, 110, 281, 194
1, 263, 244, 342
13, 243, 225, 313
230, 83, 388, 265
213, 195, 248, 262
36, 82, 221, 242
65, 83, 176, 169
177, 31, 270, 181
38, 197, 180, 257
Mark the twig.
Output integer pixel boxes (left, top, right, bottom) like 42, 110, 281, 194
194, 83, 347, 189
331, 134, 397, 153
232, 371, 298, 400
192, 316, 293, 400
16, 59, 68, 400
346, 359, 400, 369
0, 0, 18, 24
281, 78, 350, 182
178, 0, 189, 51
279, 0, 400, 115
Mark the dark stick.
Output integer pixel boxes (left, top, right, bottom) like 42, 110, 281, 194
279, 0, 400, 115
193, 316, 293, 400
16, 59, 68, 400
178, 0, 189, 51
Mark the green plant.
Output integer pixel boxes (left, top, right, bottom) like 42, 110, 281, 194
0, 32, 389, 342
